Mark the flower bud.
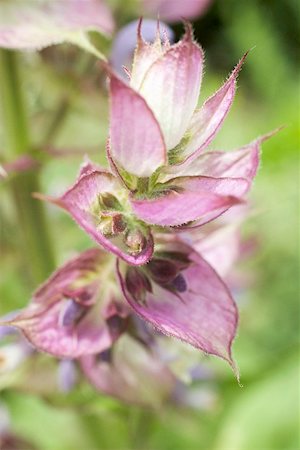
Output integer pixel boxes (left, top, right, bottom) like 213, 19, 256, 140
147, 258, 179, 284
98, 192, 123, 210
125, 267, 152, 305
125, 229, 146, 255
98, 212, 126, 236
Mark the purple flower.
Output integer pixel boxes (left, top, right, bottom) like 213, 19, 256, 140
117, 236, 239, 370
0, 249, 129, 358
38, 23, 266, 265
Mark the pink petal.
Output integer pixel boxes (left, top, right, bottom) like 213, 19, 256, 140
109, 71, 166, 177
130, 176, 247, 226
81, 335, 175, 406
117, 246, 239, 367
139, 23, 204, 150
38, 166, 154, 265
130, 19, 165, 90
3, 249, 118, 358
144, 0, 212, 23
169, 53, 248, 165
191, 225, 241, 278
163, 143, 259, 183
0, 0, 114, 50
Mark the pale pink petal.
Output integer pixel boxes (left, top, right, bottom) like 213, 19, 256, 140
117, 246, 239, 367
130, 176, 247, 226
109, 71, 166, 177
162, 141, 260, 183
139, 24, 204, 150
0, 0, 114, 50
38, 167, 154, 265
81, 335, 175, 406
191, 225, 241, 278
168, 53, 248, 165
110, 19, 174, 82
130, 19, 165, 89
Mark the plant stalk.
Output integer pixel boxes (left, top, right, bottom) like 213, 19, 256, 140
0, 49, 55, 284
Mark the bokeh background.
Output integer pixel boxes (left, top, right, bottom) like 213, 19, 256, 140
0, 0, 299, 449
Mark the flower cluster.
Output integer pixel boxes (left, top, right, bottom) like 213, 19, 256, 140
0, 19, 269, 405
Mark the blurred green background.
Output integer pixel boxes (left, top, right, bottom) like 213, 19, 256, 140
0, 0, 299, 449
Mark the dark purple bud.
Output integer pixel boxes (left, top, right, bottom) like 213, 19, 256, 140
155, 251, 191, 270
97, 348, 112, 363
106, 314, 128, 340
59, 299, 86, 327
147, 258, 178, 284
171, 274, 188, 293
125, 267, 152, 304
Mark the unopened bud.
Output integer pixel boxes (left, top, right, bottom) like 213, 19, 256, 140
125, 267, 152, 305
125, 229, 146, 255
171, 274, 187, 293
147, 258, 178, 284
98, 192, 123, 210
98, 213, 126, 236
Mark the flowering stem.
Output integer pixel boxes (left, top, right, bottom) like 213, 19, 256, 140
0, 49, 55, 283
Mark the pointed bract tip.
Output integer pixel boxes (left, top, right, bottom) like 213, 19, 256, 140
182, 20, 194, 41
137, 17, 145, 44
258, 126, 285, 143
229, 50, 250, 82
32, 192, 65, 209
229, 356, 242, 387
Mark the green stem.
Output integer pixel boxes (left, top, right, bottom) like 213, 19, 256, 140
0, 49, 55, 284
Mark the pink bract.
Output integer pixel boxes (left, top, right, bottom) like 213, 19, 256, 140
0, 0, 114, 51
3, 249, 129, 358
117, 239, 239, 370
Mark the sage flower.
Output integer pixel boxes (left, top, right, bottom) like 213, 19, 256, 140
39, 23, 262, 264
1, 249, 129, 358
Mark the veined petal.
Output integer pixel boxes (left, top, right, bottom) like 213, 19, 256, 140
109, 71, 166, 177
130, 176, 247, 226
161, 140, 260, 183
168, 52, 248, 165
139, 23, 204, 150
130, 19, 172, 89
81, 334, 175, 407
191, 225, 241, 278
1, 249, 119, 358
37, 166, 154, 265
117, 246, 239, 367
0, 0, 114, 51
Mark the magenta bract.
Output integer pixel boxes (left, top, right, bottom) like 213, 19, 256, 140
2, 249, 129, 358
117, 238, 239, 369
